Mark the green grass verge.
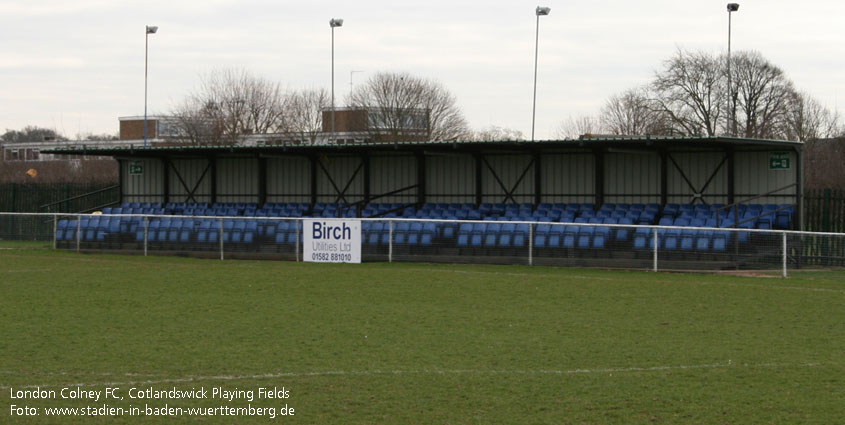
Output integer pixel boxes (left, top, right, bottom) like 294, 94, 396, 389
1, 250, 842, 424
0, 240, 52, 250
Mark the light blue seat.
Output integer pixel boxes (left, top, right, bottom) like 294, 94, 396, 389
407, 222, 423, 246
664, 229, 679, 251
483, 223, 501, 247
712, 231, 729, 252
695, 231, 712, 251
616, 218, 634, 241
560, 225, 576, 248
679, 228, 696, 251
534, 224, 550, 248
498, 223, 515, 247
577, 226, 594, 249
469, 223, 486, 248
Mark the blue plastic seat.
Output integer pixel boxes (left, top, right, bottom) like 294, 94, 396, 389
679, 228, 696, 250
695, 231, 712, 251
633, 234, 648, 249
674, 217, 690, 227
658, 216, 674, 226
469, 223, 485, 248
457, 232, 470, 247
662, 228, 680, 250
534, 224, 550, 248
497, 223, 515, 247
394, 221, 410, 245
420, 223, 436, 246
483, 223, 500, 248
594, 224, 611, 248
440, 221, 456, 239
407, 222, 423, 246
712, 231, 729, 252
577, 226, 594, 249
559, 225, 576, 248
615, 218, 634, 241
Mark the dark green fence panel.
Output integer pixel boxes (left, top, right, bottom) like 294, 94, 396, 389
801, 188, 845, 266
0, 183, 119, 240
0, 183, 119, 213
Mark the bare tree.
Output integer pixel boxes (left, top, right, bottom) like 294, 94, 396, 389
596, 49, 838, 142
652, 49, 725, 136
171, 69, 286, 145
554, 115, 604, 139
783, 92, 841, 142
74, 132, 119, 141
280, 88, 330, 145
600, 87, 672, 136
729, 51, 796, 139
470, 125, 524, 141
349, 72, 470, 142
170, 98, 222, 146
2, 126, 66, 143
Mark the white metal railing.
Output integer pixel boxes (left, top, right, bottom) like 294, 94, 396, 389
1, 212, 843, 278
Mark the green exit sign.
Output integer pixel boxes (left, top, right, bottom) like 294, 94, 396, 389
769, 152, 790, 170
129, 160, 144, 175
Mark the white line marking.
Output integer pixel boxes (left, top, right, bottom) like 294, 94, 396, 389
407, 268, 620, 281
0, 362, 833, 390
409, 267, 845, 293
0, 371, 165, 377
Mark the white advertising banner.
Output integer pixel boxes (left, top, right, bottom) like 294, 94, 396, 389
303, 219, 361, 263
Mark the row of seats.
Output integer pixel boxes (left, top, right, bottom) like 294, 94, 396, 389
106, 201, 794, 230
660, 203, 793, 229
633, 228, 732, 252
57, 216, 754, 254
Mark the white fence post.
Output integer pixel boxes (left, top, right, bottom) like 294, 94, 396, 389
388, 220, 393, 263
219, 218, 224, 260
782, 232, 788, 278
52, 215, 57, 250
76, 216, 81, 253
143, 216, 148, 257
653, 228, 659, 272
295, 219, 300, 262
528, 223, 533, 266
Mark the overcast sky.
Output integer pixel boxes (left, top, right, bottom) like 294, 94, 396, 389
1, 0, 843, 140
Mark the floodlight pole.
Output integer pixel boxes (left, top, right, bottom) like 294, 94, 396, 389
144, 25, 158, 148
726, 4, 739, 137
531, 6, 550, 142
330, 18, 343, 145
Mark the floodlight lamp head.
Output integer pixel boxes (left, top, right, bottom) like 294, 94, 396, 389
536, 6, 551, 16
330, 18, 344, 28
146, 25, 158, 34
727, 3, 739, 12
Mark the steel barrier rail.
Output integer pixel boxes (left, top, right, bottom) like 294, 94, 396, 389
2, 212, 844, 278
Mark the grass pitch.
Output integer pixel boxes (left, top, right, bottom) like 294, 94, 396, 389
1, 248, 843, 424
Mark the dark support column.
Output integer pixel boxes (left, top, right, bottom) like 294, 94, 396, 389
362, 153, 371, 205
796, 147, 803, 231
161, 158, 170, 205
594, 150, 605, 208
474, 152, 483, 207
416, 152, 426, 206
117, 159, 124, 205
209, 156, 218, 206
660, 150, 668, 207
533, 152, 542, 206
309, 155, 318, 206
727, 148, 735, 205
258, 157, 267, 208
